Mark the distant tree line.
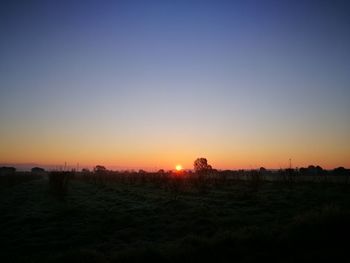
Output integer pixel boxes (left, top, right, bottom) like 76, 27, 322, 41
0, 161, 349, 177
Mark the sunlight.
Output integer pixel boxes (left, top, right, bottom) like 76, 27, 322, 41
175, 164, 182, 171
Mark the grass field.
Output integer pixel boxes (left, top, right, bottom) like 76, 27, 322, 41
1, 174, 350, 262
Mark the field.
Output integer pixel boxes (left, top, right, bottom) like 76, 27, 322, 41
1, 172, 350, 262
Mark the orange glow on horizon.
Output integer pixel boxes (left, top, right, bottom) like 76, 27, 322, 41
1, 135, 349, 171
175, 165, 183, 171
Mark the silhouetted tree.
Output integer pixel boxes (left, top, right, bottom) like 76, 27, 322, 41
258, 167, 268, 178
259, 167, 267, 174
31, 167, 45, 173
333, 167, 349, 176
302, 165, 324, 176
93, 165, 107, 173
194, 158, 212, 173
315, 165, 324, 175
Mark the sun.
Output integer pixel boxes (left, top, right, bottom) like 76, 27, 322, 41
175, 165, 182, 171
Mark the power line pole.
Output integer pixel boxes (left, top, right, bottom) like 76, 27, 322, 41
289, 158, 292, 169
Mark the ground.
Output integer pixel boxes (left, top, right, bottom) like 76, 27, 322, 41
1, 176, 350, 262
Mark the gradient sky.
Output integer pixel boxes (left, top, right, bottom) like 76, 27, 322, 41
1, 0, 349, 170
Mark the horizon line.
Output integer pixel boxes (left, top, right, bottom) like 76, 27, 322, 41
1, 162, 348, 172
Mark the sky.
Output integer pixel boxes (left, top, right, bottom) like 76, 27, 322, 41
1, 0, 349, 170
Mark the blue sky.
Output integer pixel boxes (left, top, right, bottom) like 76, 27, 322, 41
1, 0, 349, 170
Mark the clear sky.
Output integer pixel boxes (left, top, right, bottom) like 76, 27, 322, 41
1, 0, 349, 170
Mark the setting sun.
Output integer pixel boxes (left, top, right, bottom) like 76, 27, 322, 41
175, 165, 182, 171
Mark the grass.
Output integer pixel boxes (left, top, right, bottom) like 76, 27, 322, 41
48, 171, 71, 197
0, 174, 349, 262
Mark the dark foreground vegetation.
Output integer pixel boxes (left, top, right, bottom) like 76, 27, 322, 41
1, 167, 350, 263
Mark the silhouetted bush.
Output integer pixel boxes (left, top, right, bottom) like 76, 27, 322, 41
0, 166, 16, 176
31, 167, 46, 174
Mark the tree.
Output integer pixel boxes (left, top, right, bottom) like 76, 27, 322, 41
333, 167, 348, 176
31, 167, 45, 173
258, 167, 268, 176
193, 158, 212, 173
93, 165, 107, 173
